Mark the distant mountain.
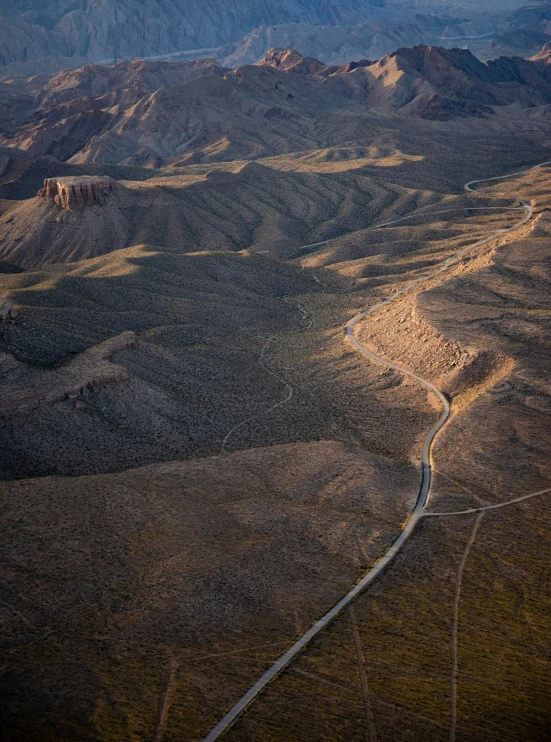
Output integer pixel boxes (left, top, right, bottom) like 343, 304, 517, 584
478, 3, 551, 59
0, 0, 383, 77
2, 45, 551, 168
0, 57, 224, 136
0, 0, 534, 78
218, 15, 494, 68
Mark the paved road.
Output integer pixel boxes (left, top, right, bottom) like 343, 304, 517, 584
202, 161, 548, 742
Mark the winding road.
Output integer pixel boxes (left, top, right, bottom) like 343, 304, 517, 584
202, 160, 550, 742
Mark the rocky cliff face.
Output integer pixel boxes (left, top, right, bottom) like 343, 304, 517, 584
0, 175, 130, 268
38, 176, 118, 210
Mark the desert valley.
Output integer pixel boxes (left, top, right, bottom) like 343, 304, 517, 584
0, 1, 550, 741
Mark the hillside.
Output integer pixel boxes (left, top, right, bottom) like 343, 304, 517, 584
0, 0, 386, 77
478, 2, 551, 59
0, 32, 550, 742
222, 164, 551, 742
1, 45, 551, 173
1, 154, 550, 740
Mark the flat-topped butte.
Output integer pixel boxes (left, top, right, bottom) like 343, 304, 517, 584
38, 175, 117, 210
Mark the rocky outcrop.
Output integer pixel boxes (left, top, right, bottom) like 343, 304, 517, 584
0, 297, 17, 323
0, 174, 132, 268
532, 41, 551, 62
256, 47, 327, 74
528, 209, 551, 237
0, 331, 136, 419
38, 176, 118, 210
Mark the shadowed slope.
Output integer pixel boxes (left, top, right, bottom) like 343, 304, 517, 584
2, 45, 551, 167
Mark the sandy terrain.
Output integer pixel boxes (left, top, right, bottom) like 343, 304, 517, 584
220, 166, 551, 742
0, 441, 417, 742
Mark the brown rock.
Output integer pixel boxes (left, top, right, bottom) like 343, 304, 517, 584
0, 297, 17, 322
256, 47, 327, 74
38, 176, 118, 210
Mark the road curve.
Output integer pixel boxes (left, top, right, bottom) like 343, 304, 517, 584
202, 161, 548, 742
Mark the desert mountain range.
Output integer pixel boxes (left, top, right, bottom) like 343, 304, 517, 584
2, 43, 551, 272
2, 44, 551, 173
0, 0, 546, 77
222, 1, 551, 67
0, 12, 550, 742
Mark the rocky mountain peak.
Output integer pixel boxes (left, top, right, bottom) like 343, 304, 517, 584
256, 47, 326, 74
390, 44, 492, 80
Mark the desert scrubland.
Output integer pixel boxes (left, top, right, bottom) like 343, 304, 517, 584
0, 42, 550, 741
